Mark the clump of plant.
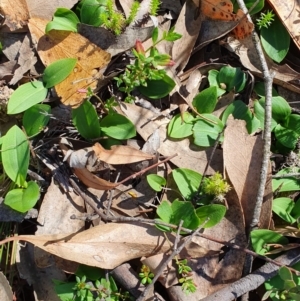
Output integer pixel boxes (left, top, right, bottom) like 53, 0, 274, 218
54, 265, 133, 301
114, 27, 181, 102
139, 265, 154, 285
176, 258, 197, 294
256, 10, 275, 30
202, 172, 231, 203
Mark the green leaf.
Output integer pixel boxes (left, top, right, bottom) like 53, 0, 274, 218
164, 27, 182, 41
100, 113, 136, 139
23, 104, 51, 137
274, 124, 300, 150
218, 66, 246, 92
253, 99, 278, 130
72, 101, 101, 140
147, 174, 166, 192
279, 266, 293, 282
172, 168, 202, 200
272, 168, 300, 192
196, 204, 226, 228
80, 0, 107, 26
167, 112, 194, 139
4, 181, 40, 213
7, 81, 48, 114
250, 229, 288, 255
137, 74, 175, 99
221, 100, 261, 134
75, 265, 104, 281
152, 27, 158, 43
46, 8, 80, 33
272, 197, 296, 224
156, 200, 200, 230
285, 114, 300, 135
261, 16, 290, 63
43, 58, 77, 88
208, 70, 226, 97
291, 199, 300, 219
192, 114, 224, 147
193, 86, 218, 114
270, 96, 291, 123
253, 82, 278, 97
1, 125, 29, 186
274, 124, 299, 150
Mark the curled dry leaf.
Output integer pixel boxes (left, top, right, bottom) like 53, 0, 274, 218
1, 223, 216, 269
28, 18, 111, 108
93, 143, 154, 165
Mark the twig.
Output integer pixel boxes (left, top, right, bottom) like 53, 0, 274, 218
136, 222, 205, 301
68, 178, 300, 275
235, 0, 274, 300
272, 173, 300, 178
199, 248, 300, 301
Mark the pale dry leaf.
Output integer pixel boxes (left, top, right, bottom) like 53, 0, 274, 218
9, 34, 37, 85
26, 0, 78, 19
1, 0, 29, 30
93, 143, 154, 165
116, 103, 223, 174
223, 117, 272, 229
5, 223, 214, 269
28, 18, 111, 108
171, 0, 204, 73
0, 272, 13, 301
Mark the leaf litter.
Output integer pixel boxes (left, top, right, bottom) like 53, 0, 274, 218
1, 0, 300, 300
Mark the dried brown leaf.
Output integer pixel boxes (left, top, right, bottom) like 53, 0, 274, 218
2, 223, 214, 269
93, 143, 154, 165
28, 18, 111, 108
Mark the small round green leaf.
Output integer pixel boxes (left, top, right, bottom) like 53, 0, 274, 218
272, 197, 296, 224
1, 125, 29, 186
261, 16, 290, 63
46, 8, 80, 33
221, 100, 260, 134
172, 168, 202, 200
147, 174, 166, 192
208, 70, 226, 97
193, 114, 224, 147
80, 0, 107, 26
72, 101, 101, 140
138, 74, 175, 99
7, 81, 48, 114
196, 204, 226, 228
167, 112, 194, 139
100, 113, 136, 139
274, 124, 299, 150
250, 229, 288, 255
218, 66, 246, 92
4, 181, 40, 213
43, 58, 77, 88
193, 86, 218, 114
272, 168, 300, 192
23, 104, 51, 137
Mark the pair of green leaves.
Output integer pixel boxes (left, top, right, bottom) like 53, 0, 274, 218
1, 126, 39, 212
72, 100, 136, 140
148, 168, 226, 231
8, 58, 77, 115
168, 68, 259, 147
254, 96, 300, 152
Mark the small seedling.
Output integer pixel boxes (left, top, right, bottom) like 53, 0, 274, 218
256, 10, 275, 30
114, 27, 181, 102
176, 258, 197, 294
139, 264, 154, 285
